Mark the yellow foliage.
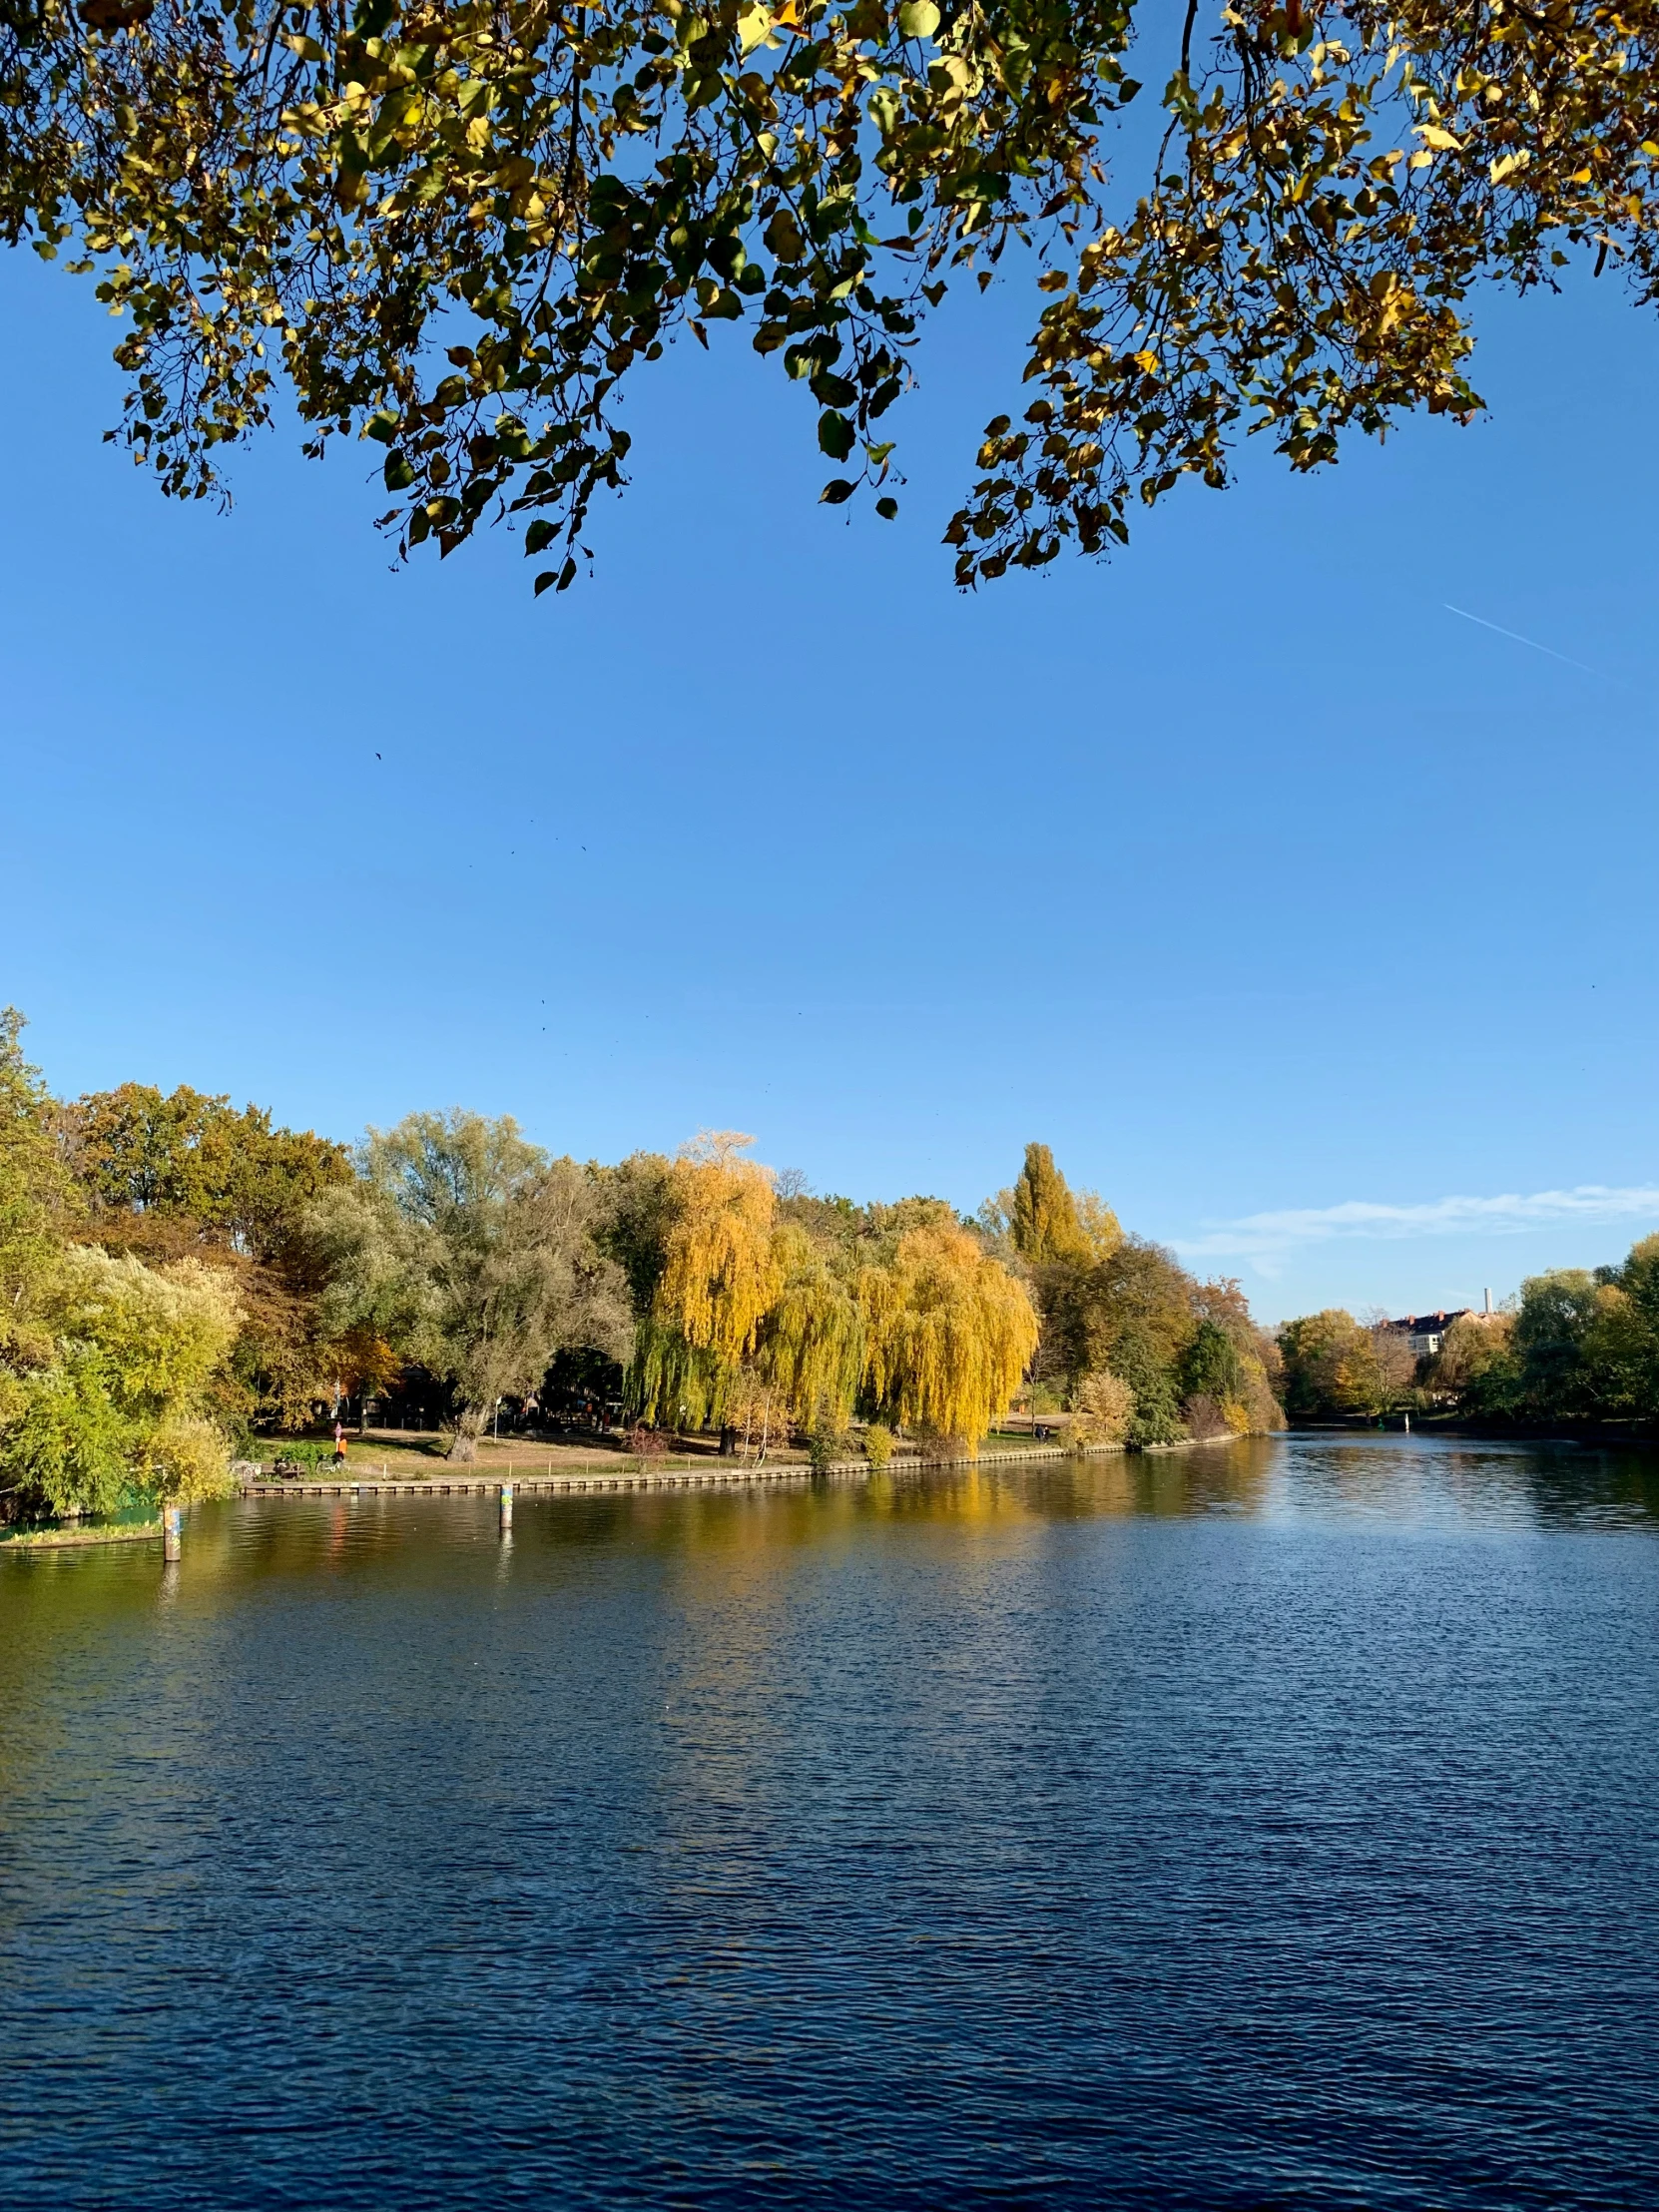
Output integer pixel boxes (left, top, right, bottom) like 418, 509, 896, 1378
652, 1139, 781, 1367
45, 1248, 242, 1416
1069, 1368, 1133, 1445
140, 1413, 234, 1503
1220, 1395, 1252, 1435
858, 1226, 1040, 1451
759, 1225, 863, 1426
640, 1137, 782, 1426
1075, 1190, 1122, 1263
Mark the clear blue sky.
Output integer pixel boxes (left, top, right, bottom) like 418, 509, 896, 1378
2, 245, 1655, 1325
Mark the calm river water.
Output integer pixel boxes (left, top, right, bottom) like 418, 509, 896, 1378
3, 1432, 1658, 2208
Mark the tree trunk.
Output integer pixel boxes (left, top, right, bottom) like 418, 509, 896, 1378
446, 1428, 479, 1463
719, 1425, 737, 1457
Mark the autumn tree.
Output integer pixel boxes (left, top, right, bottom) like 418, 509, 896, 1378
6, 0, 1649, 591
1011, 1144, 1094, 1268
313, 1111, 632, 1458
858, 1224, 1039, 1449
635, 1133, 784, 1432
758, 1227, 865, 1432
1069, 1368, 1134, 1447
67, 1080, 353, 1426
1277, 1309, 1365, 1420
1334, 1323, 1418, 1421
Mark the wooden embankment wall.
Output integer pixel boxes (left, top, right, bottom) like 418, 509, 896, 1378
237, 1441, 1095, 1503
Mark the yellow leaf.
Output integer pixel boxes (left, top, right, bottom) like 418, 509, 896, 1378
1416, 124, 1461, 150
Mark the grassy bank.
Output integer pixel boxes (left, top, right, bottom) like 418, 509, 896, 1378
0, 1519, 163, 1550
263, 1423, 1093, 1481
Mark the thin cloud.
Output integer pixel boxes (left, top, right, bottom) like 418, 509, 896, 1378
1177, 1184, 1659, 1268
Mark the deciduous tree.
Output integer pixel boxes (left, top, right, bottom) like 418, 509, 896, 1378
0, 1249, 242, 1519
9, 0, 1649, 589
313, 1110, 632, 1457
1334, 1321, 1416, 1421
858, 1223, 1039, 1448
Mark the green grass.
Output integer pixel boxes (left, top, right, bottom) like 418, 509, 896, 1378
0, 1519, 162, 1549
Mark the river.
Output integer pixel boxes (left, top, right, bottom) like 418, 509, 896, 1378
2, 1431, 1657, 2207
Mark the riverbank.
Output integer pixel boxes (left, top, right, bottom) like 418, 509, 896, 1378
0, 1519, 162, 1550
250, 1422, 1096, 1483
238, 1438, 1119, 1502
1293, 1415, 1659, 1448
237, 1429, 1259, 1503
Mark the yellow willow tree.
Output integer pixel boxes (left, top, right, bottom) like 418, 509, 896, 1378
758, 1228, 864, 1434
637, 1135, 783, 1430
859, 1227, 1040, 1453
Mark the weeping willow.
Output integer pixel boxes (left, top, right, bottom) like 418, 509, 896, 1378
858, 1228, 1040, 1452
635, 1140, 782, 1427
758, 1229, 864, 1432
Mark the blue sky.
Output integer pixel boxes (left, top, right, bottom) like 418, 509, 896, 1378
2, 239, 1655, 1326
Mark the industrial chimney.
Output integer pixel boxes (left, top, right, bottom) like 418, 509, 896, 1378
1484, 1288, 1492, 1316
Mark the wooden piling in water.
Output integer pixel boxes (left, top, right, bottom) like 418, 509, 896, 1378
163, 1505, 182, 1562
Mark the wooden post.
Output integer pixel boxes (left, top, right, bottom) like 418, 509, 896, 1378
499, 1481, 513, 1534
163, 1505, 182, 1562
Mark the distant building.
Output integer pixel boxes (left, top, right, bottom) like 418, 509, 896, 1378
1385, 1311, 1471, 1361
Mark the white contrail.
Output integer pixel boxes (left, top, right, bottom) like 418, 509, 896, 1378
1443, 602, 1605, 680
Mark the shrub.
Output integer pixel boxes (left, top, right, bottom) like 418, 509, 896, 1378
627, 1422, 669, 1466
1181, 1392, 1231, 1441
807, 1426, 849, 1472
273, 1439, 327, 1475
861, 1422, 894, 1470
1069, 1370, 1134, 1447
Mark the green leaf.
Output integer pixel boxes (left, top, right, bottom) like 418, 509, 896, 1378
875, 496, 898, 520
818, 410, 855, 460
382, 450, 415, 491
820, 478, 856, 504
525, 520, 556, 555
897, 1, 940, 36
534, 569, 559, 595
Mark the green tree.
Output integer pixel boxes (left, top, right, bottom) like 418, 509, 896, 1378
1428, 1311, 1521, 1417
0, 1249, 242, 1520
1109, 1327, 1187, 1447
312, 1111, 632, 1459
1511, 1270, 1607, 1417
9, 1, 1646, 590
70, 1082, 349, 1258
0, 1008, 73, 1346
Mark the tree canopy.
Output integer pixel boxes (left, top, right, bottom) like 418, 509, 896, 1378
3, 0, 1647, 588
310, 1109, 633, 1455
1, 1019, 1288, 1515
1279, 1242, 1659, 1430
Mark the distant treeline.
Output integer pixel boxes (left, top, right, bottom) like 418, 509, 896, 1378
1279, 1241, 1659, 1428
0, 1009, 1282, 1523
